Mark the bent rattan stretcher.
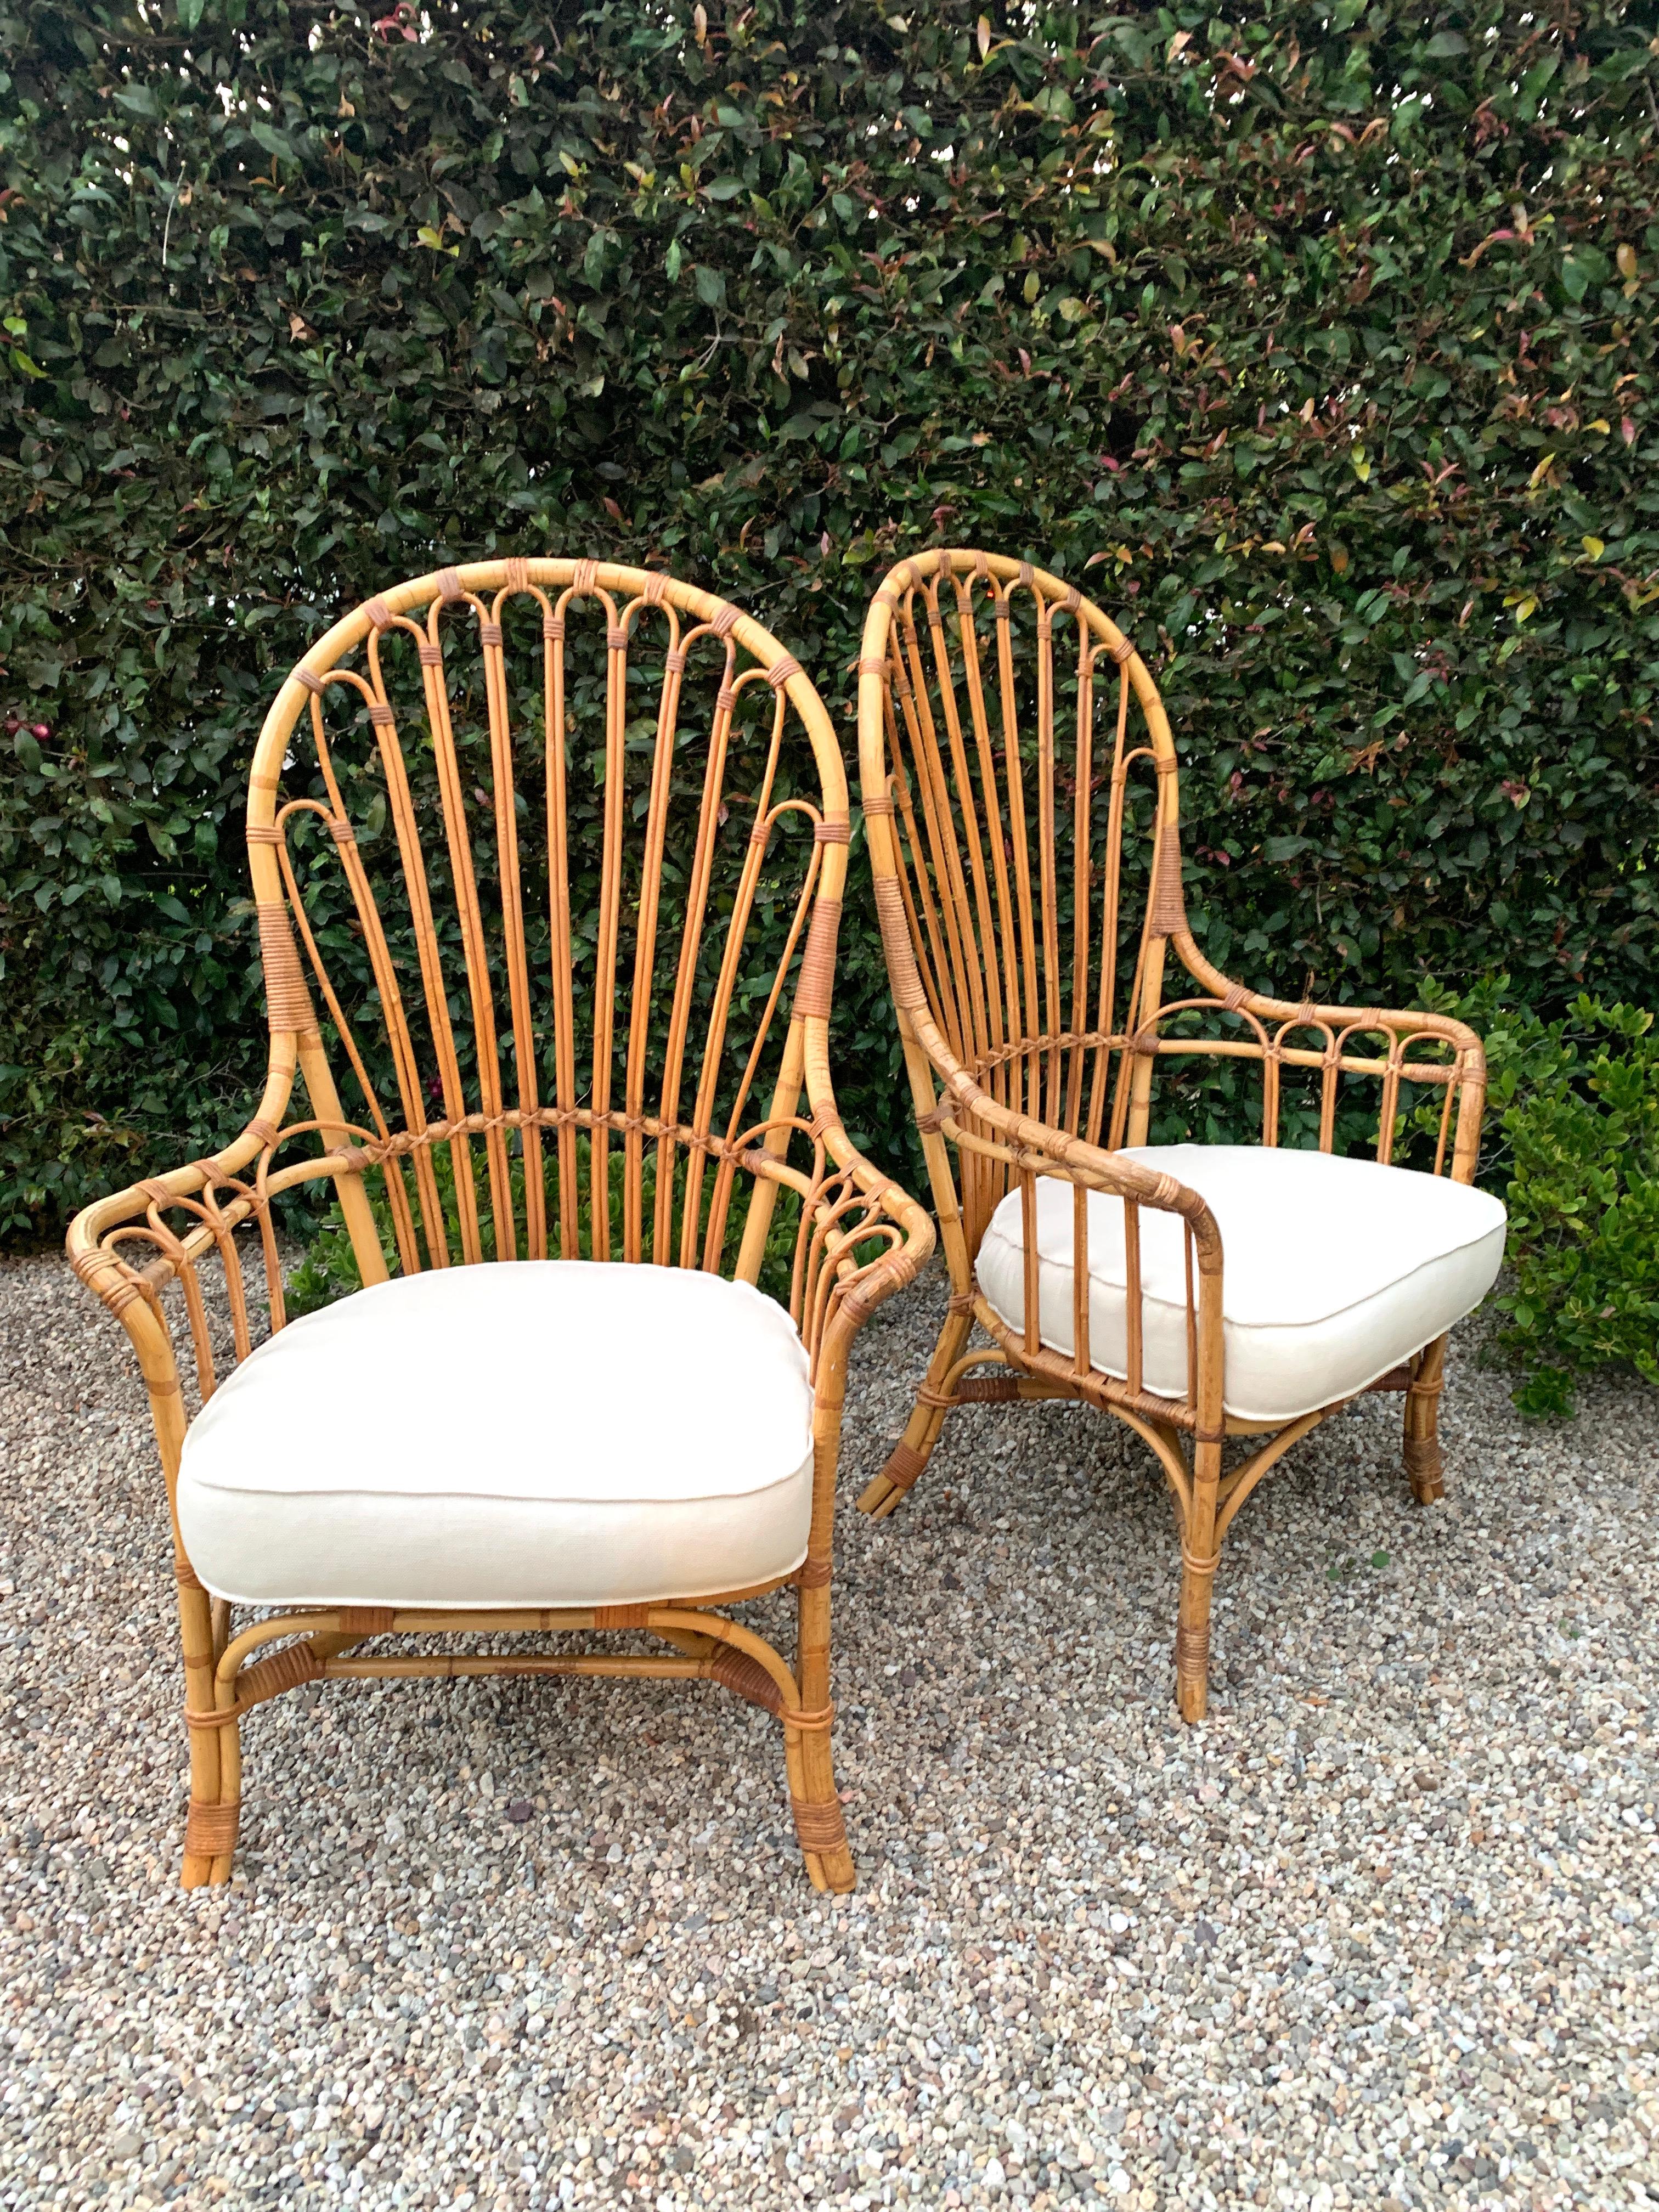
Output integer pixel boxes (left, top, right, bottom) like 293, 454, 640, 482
854, 549, 1495, 1721
66, 558, 932, 1892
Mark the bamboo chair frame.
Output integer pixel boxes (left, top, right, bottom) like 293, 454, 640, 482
66, 557, 932, 1892
855, 549, 1488, 1720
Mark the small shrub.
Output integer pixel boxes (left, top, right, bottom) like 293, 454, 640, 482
1418, 985, 1659, 1417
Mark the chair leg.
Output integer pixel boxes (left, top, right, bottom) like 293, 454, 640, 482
785, 1580, 854, 1892
1403, 1334, 1448, 1505
177, 1573, 239, 1889
786, 1716, 855, 1894
1175, 1443, 1223, 1724
856, 1299, 972, 1519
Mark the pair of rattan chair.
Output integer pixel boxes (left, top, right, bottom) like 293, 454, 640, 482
67, 552, 1504, 1893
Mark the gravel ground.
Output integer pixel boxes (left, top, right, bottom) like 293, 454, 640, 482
1, 1244, 1656, 2212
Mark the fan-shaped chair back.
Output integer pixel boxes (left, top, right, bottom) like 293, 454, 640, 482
858, 548, 1481, 1266
249, 557, 854, 1306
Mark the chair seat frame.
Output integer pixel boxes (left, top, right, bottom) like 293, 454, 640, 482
854, 549, 1488, 1719
67, 558, 933, 1891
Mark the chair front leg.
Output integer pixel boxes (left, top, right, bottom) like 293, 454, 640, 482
786, 1578, 854, 1893
857, 1292, 974, 1519
1175, 1437, 1223, 1723
1403, 1334, 1448, 1504
177, 1561, 240, 1888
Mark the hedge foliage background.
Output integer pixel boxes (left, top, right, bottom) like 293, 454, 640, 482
3, 0, 1657, 1244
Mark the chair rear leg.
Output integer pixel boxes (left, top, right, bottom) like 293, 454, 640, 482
856, 1298, 972, 1519
1403, 1335, 1448, 1505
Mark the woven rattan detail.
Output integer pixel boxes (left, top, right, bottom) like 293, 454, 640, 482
857, 657, 892, 677
246, 822, 281, 845
664, 648, 688, 674
478, 622, 503, 647
240, 1639, 325, 1703
257, 902, 315, 1034
783, 1703, 835, 1734
505, 556, 529, 591
1181, 1544, 1221, 1579
791, 1795, 848, 1853
946, 1289, 977, 1314
710, 604, 740, 636
814, 817, 850, 845
573, 558, 597, 593
184, 1799, 241, 1857
1108, 635, 1137, 665
294, 666, 324, 695
796, 1554, 832, 1589
958, 1375, 1021, 1404
709, 1647, 783, 1715
365, 596, 393, 630
367, 700, 394, 726
436, 567, 463, 602
871, 873, 925, 1011
173, 1554, 206, 1591
766, 654, 803, 690
792, 897, 841, 1023
594, 1605, 650, 1629
606, 626, 629, 650
643, 571, 669, 605
417, 640, 443, 666
883, 1441, 927, 1493
862, 792, 896, 817
185, 1704, 242, 1731
340, 1607, 396, 1635
1402, 1437, 1443, 1474
1148, 823, 1188, 936
1175, 1622, 1210, 1673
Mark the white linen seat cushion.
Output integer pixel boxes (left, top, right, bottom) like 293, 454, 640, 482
974, 1145, 1507, 1423
175, 1262, 815, 1608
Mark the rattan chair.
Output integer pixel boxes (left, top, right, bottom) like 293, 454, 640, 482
67, 558, 932, 1892
855, 550, 1505, 1719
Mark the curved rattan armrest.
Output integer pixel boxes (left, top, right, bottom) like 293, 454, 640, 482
67, 1120, 358, 1322
1166, 945, 1488, 1182
812, 1114, 936, 1324
898, 995, 1223, 1264
1176, 949, 1487, 1075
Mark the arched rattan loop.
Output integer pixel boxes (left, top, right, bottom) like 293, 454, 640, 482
64, 555, 935, 1900
852, 546, 1489, 1725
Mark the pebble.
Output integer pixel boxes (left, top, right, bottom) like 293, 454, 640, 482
1, 1246, 1655, 2210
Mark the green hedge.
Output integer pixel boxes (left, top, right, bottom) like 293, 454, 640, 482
3, 0, 1657, 1244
